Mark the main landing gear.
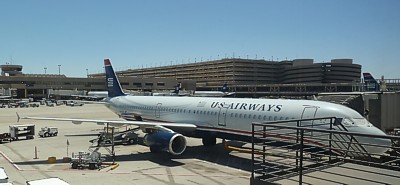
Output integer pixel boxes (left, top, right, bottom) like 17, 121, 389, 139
202, 137, 216, 146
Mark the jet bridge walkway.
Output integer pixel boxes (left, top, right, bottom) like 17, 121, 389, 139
250, 117, 400, 185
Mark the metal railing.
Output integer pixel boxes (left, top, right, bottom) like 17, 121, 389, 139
250, 117, 400, 185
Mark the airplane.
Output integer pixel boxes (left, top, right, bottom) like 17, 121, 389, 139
71, 91, 108, 101
152, 83, 187, 96
87, 91, 108, 98
18, 59, 391, 156
193, 82, 235, 97
363, 72, 380, 91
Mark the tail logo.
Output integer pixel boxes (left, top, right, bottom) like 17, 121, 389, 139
107, 78, 114, 87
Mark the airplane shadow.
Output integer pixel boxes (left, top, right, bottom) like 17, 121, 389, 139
12, 138, 285, 173
103, 139, 257, 171
64, 133, 100, 137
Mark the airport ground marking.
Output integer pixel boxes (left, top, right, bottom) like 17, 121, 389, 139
0, 151, 22, 171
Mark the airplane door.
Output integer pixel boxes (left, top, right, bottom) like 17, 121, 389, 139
155, 103, 162, 118
301, 106, 318, 135
218, 105, 229, 127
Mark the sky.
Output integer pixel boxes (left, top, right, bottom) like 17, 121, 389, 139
0, 0, 399, 78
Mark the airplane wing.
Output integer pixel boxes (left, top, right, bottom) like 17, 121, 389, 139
17, 113, 197, 132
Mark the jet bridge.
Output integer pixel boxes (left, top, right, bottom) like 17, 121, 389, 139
250, 117, 400, 185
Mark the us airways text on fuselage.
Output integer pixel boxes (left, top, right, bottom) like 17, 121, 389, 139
210, 102, 283, 112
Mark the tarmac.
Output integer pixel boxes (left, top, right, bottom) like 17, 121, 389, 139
3, 103, 399, 185
0, 104, 251, 185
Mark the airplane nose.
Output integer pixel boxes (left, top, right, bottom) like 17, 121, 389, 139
359, 127, 392, 154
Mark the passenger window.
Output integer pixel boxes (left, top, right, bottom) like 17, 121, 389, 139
244, 114, 247, 118
239, 114, 242, 118
274, 116, 277, 121
258, 115, 261, 120
253, 115, 257, 119
263, 115, 266, 120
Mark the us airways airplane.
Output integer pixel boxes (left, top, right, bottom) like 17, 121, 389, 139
19, 59, 391, 156
193, 82, 235, 97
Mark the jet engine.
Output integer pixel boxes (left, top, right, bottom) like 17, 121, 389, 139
143, 132, 187, 155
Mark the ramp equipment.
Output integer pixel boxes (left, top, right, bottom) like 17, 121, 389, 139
9, 124, 35, 140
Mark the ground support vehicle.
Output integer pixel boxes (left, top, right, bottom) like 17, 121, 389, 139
0, 133, 11, 143
9, 124, 35, 140
70, 148, 104, 170
90, 127, 139, 146
0, 167, 8, 183
38, 127, 58, 137
66, 101, 84, 106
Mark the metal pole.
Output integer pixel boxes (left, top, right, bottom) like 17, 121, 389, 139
251, 124, 254, 179
263, 125, 266, 175
329, 118, 333, 162
34, 146, 38, 159
112, 127, 115, 164
299, 129, 304, 185
296, 121, 299, 168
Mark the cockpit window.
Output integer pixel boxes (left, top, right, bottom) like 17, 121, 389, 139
341, 118, 353, 125
341, 118, 370, 126
352, 118, 369, 125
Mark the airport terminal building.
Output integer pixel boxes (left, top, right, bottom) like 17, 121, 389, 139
91, 58, 363, 97
1, 58, 363, 99
0, 64, 195, 99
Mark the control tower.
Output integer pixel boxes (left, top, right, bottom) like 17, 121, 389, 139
0, 64, 23, 76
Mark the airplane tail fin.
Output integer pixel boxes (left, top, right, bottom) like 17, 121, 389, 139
221, 82, 228, 93
172, 83, 181, 94
104, 59, 125, 98
363, 72, 380, 91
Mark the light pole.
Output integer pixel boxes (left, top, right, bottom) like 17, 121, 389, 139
58, 65, 61, 75
86, 68, 88, 77
44, 67, 47, 74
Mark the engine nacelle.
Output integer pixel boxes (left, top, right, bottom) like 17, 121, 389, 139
143, 132, 187, 155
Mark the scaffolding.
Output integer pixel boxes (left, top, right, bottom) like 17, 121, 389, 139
250, 117, 400, 185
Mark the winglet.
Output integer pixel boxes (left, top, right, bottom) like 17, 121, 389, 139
16, 112, 20, 122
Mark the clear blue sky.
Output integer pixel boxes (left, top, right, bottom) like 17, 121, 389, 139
1, 0, 399, 78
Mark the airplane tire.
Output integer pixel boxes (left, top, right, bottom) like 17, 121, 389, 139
89, 163, 96, 170
127, 138, 136, 145
71, 162, 78, 169
150, 146, 161, 153
202, 137, 216, 146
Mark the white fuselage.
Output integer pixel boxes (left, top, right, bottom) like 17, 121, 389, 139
193, 91, 233, 97
106, 95, 390, 154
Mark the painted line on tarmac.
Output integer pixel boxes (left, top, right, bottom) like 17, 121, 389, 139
0, 151, 21, 171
